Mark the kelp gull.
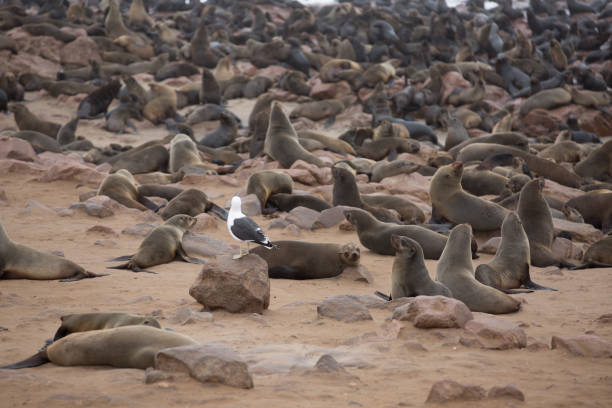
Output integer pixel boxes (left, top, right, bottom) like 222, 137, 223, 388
227, 196, 277, 259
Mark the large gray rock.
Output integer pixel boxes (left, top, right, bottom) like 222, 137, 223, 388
317, 294, 374, 322
156, 344, 253, 389
313, 205, 356, 229
239, 194, 261, 216
189, 254, 270, 313
551, 335, 612, 358
426, 380, 487, 403
285, 206, 321, 230
182, 232, 233, 257
460, 317, 527, 350
392, 296, 473, 329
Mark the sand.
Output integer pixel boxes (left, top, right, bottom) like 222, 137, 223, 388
1, 94, 611, 407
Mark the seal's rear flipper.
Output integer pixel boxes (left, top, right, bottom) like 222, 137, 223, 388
1, 351, 49, 369
176, 246, 206, 264
106, 255, 133, 262
59, 271, 109, 282
324, 115, 336, 128
524, 279, 557, 291
139, 196, 160, 212
374, 290, 392, 301
570, 262, 612, 270
477, 153, 514, 170
208, 203, 228, 221
107, 264, 157, 273
499, 288, 534, 294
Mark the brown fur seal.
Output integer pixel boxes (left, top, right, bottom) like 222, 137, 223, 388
444, 114, 469, 151
200, 68, 221, 105
575, 140, 612, 181
280, 70, 311, 96
109, 143, 169, 174
2, 326, 196, 370
98, 169, 159, 211
571, 236, 612, 269
475, 212, 557, 293
319, 59, 362, 83
332, 166, 400, 223
289, 99, 345, 122
430, 162, 508, 231
263, 102, 325, 168
53, 313, 161, 341
108, 214, 203, 272
9, 103, 61, 138
357, 137, 420, 161
246, 170, 294, 210
518, 88, 572, 116
461, 165, 509, 196
77, 79, 121, 119
379, 235, 452, 300
298, 130, 356, 155
56, 116, 79, 145
0, 222, 105, 282
213, 55, 234, 82
144, 83, 178, 124
362, 194, 426, 224
154, 62, 199, 82
105, 0, 133, 39
373, 119, 411, 141
435, 224, 521, 314
191, 21, 218, 68
448, 132, 529, 158
370, 160, 420, 183
566, 192, 612, 233
127, 0, 153, 27
267, 193, 331, 213
12, 130, 61, 153
343, 208, 448, 259
518, 178, 574, 268
114, 35, 154, 60
199, 112, 237, 148
169, 133, 203, 173
251, 241, 360, 279
159, 188, 226, 221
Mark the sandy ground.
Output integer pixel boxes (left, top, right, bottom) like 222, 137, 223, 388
1, 94, 612, 407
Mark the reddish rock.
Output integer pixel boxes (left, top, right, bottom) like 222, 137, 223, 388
317, 294, 373, 322
426, 380, 487, 403
313, 205, 356, 229
0, 137, 38, 162
551, 335, 612, 358
38, 156, 106, 185
517, 109, 559, 138
392, 296, 473, 329
2, 50, 62, 79
7, 28, 63, 63
290, 160, 333, 185
542, 179, 584, 202
257, 65, 288, 82
440, 71, 471, 104
483, 85, 510, 106
0, 159, 45, 175
283, 168, 317, 185
579, 110, 612, 137
461, 317, 527, 350
381, 172, 431, 202
488, 384, 525, 401
309, 78, 353, 100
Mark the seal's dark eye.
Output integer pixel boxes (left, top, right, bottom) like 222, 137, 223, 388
344, 252, 349, 257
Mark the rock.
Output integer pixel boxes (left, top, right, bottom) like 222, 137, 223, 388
313, 354, 345, 373
426, 380, 487, 403
60, 36, 101, 68
340, 265, 374, 283
596, 314, 612, 324
69, 196, 118, 218
189, 254, 270, 313
488, 384, 525, 401
289, 160, 333, 185
392, 296, 474, 329
519, 109, 559, 138
155, 344, 253, 389
461, 317, 527, 350
182, 232, 233, 257
402, 340, 428, 352
257, 65, 287, 81
282, 223, 301, 237
192, 213, 219, 232
94, 239, 116, 247
268, 218, 290, 229
380, 172, 430, 202
580, 110, 612, 138
309, 78, 352, 100
240, 194, 261, 217
285, 206, 320, 230
553, 218, 603, 244
86, 225, 118, 236
551, 335, 612, 358
479, 237, 501, 255
542, 180, 584, 202
0, 137, 38, 162
338, 220, 355, 231
313, 205, 355, 229
38, 154, 106, 184
122, 223, 155, 236
169, 307, 214, 325
1, 51, 62, 79
551, 237, 583, 261
144, 368, 180, 384
284, 168, 317, 185
79, 190, 97, 202
0, 159, 45, 176
317, 295, 373, 322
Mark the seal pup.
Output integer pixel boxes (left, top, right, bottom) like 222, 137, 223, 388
246, 171, 294, 210
2, 326, 197, 370
200, 68, 221, 105
435, 224, 521, 314
159, 188, 227, 221
570, 236, 612, 270
97, 169, 159, 211
9, 103, 61, 138
251, 241, 360, 279
566, 192, 612, 233
0, 222, 105, 282
77, 80, 122, 118
430, 162, 508, 231
267, 193, 331, 213
343, 208, 449, 259
227, 196, 276, 259
574, 140, 612, 181
263, 102, 325, 168
376, 235, 452, 301
518, 178, 575, 268
475, 212, 556, 293
108, 214, 204, 272
199, 112, 238, 148
168, 133, 204, 173
53, 313, 161, 341
56, 116, 79, 145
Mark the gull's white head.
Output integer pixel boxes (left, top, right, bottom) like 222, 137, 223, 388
230, 196, 242, 213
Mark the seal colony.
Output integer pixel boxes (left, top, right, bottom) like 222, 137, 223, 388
0, 0, 611, 402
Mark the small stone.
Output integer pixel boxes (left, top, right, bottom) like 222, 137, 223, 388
285, 206, 320, 230
268, 218, 290, 229
338, 220, 355, 231
87, 225, 118, 236
122, 223, 155, 236
488, 384, 525, 401
282, 223, 301, 237
461, 317, 527, 350
340, 265, 374, 283
551, 335, 612, 358
94, 239, 117, 247
313, 205, 355, 229
240, 194, 262, 216
144, 368, 178, 384
155, 344, 253, 389
170, 308, 214, 325
314, 354, 345, 373
426, 380, 487, 403
317, 295, 373, 323
191, 213, 218, 232
479, 237, 501, 255
57, 208, 75, 217
403, 340, 428, 352
392, 296, 473, 329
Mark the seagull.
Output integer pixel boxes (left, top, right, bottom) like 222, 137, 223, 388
227, 196, 277, 259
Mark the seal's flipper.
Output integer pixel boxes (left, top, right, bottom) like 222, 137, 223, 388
374, 290, 392, 301
1, 350, 49, 369
59, 271, 109, 282
139, 196, 160, 211
499, 288, 534, 294
386, 147, 398, 162
569, 262, 612, 270
268, 266, 307, 279
53, 326, 69, 341
477, 153, 514, 170
106, 255, 133, 262
522, 265, 557, 290
208, 203, 228, 220
176, 246, 206, 264
324, 115, 336, 128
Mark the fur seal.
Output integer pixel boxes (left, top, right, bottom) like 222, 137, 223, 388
267, 193, 331, 213
518, 88, 572, 116
430, 162, 508, 231
105, 0, 133, 39
56, 117, 79, 145
263, 102, 325, 168
105, 94, 142, 134
298, 130, 356, 155
2, 326, 196, 370
251, 241, 360, 279
12, 131, 61, 153
448, 132, 529, 158
571, 236, 612, 269
109, 143, 169, 174
435, 224, 520, 314
357, 137, 420, 161
191, 20, 218, 68
154, 62, 199, 82
518, 178, 574, 268
200, 68, 221, 105
460, 165, 509, 196
370, 160, 420, 183
143, 83, 178, 124
159, 188, 227, 221
443, 114, 469, 151
575, 140, 612, 181
332, 166, 400, 223
475, 212, 556, 293
9, 103, 61, 139
98, 169, 159, 211
279, 70, 311, 96
127, 0, 153, 27
361, 194, 426, 224
343, 208, 448, 259
381, 235, 452, 300
289, 99, 345, 122
566, 192, 612, 233
108, 214, 204, 272
246, 171, 294, 210
169, 133, 204, 173
77, 80, 121, 118
0, 222, 105, 282
53, 313, 161, 341
199, 112, 238, 148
